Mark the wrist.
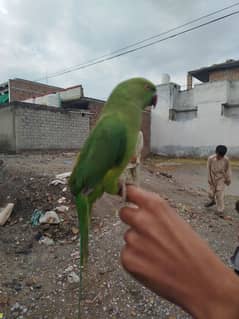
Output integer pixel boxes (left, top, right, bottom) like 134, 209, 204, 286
190, 265, 239, 319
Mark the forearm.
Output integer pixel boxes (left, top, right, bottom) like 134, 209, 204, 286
120, 186, 239, 319
184, 253, 239, 318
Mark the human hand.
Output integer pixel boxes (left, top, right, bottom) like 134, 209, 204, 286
119, 186, 239, 319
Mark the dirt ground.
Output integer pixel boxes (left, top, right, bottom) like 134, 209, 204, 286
0, 152, 239, 319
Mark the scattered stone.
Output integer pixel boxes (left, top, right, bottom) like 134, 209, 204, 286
50, 179, 66, 186
55, 172, 71, 179
67, 271, 80, 284
222, 215, 233, 221
58, 197, 67, 204
39, 236, 54, 246
160, 172, 173, 178
11, 302, 28, 314
39, 211, 60, 224
0, 203, 14, 226
0, 294, 9, 306
55, 205, 69, 213
26, 277, 37, 287
71, 226, 79, 235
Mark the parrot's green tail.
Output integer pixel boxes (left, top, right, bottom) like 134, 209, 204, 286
76, 193, 91, 319
76, 193, 90, 266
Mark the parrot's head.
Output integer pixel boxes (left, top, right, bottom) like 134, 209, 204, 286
115, 78, 157, 110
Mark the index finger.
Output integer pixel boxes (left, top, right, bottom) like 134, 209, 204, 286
126, 185, 163, 211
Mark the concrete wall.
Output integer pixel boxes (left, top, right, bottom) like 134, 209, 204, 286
151, 80, 239, 157
88, 101, 105, 129
0, 106, 15, 151
0, 103, 90, 152
0, 101, 151, 156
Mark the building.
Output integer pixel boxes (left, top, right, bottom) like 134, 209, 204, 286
0, 78, 63, 105
0, 80, 98, 153
151, 59, 239, 157
0, 78, 151, 156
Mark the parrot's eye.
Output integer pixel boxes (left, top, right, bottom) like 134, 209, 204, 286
144, 84, 155, 92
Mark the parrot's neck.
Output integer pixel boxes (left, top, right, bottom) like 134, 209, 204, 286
106, 101, 142, 130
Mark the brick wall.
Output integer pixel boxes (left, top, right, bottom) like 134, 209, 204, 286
14, 103, 89, 151
209, 68, 239, 82
9, 79, 63, 102
88, 101, 105, 129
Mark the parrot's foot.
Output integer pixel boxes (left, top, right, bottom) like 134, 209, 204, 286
122, 182, 127, 202
118, 180, 137, 203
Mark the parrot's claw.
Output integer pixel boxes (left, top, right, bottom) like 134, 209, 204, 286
122, 182, 127, 202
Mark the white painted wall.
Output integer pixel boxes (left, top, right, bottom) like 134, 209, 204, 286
23, 86, 83, 107
151, 80, 239, 157
24, 93, 61, 107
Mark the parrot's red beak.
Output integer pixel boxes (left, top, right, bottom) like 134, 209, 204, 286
151, 94, 157, 108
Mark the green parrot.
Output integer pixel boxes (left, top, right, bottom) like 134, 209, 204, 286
69, 77, 157, 267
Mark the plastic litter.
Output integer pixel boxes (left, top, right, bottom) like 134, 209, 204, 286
39, 211, 60, 224
58, 197, 67, 204
55, 205, 69, 213
39, 236, 54, 246
0, 203, 14, 226
49, 179, 66, 186
67, 271, 80, 283
55, 172, 71, 179
31, 209, 44, 226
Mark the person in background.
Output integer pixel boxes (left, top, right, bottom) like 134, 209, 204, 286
205, 145, 231, 215
120, 185, 239, 319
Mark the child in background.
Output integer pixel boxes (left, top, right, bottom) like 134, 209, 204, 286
205, 145, 231, 215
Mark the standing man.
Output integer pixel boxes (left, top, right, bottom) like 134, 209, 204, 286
205, 145, 231, 214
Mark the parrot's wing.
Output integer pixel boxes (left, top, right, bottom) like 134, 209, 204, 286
69, 114, 127, 195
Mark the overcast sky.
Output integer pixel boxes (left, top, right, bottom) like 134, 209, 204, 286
0, 0, 239, 99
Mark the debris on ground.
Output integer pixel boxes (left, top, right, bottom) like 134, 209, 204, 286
11, 302, 28, 316
0, 203, 14, 226
31, 209, 44, 226
156, 171, 173, 179
0, 152, 239, 318
67, 271, 80, 284
55, 205, 69, 213
39, 236, 55, 246
58, 196, 67, 204
50, 179, 66, 186
39, 211, 60, 224
55, 172, 71, 180
71, 226, 79, 235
